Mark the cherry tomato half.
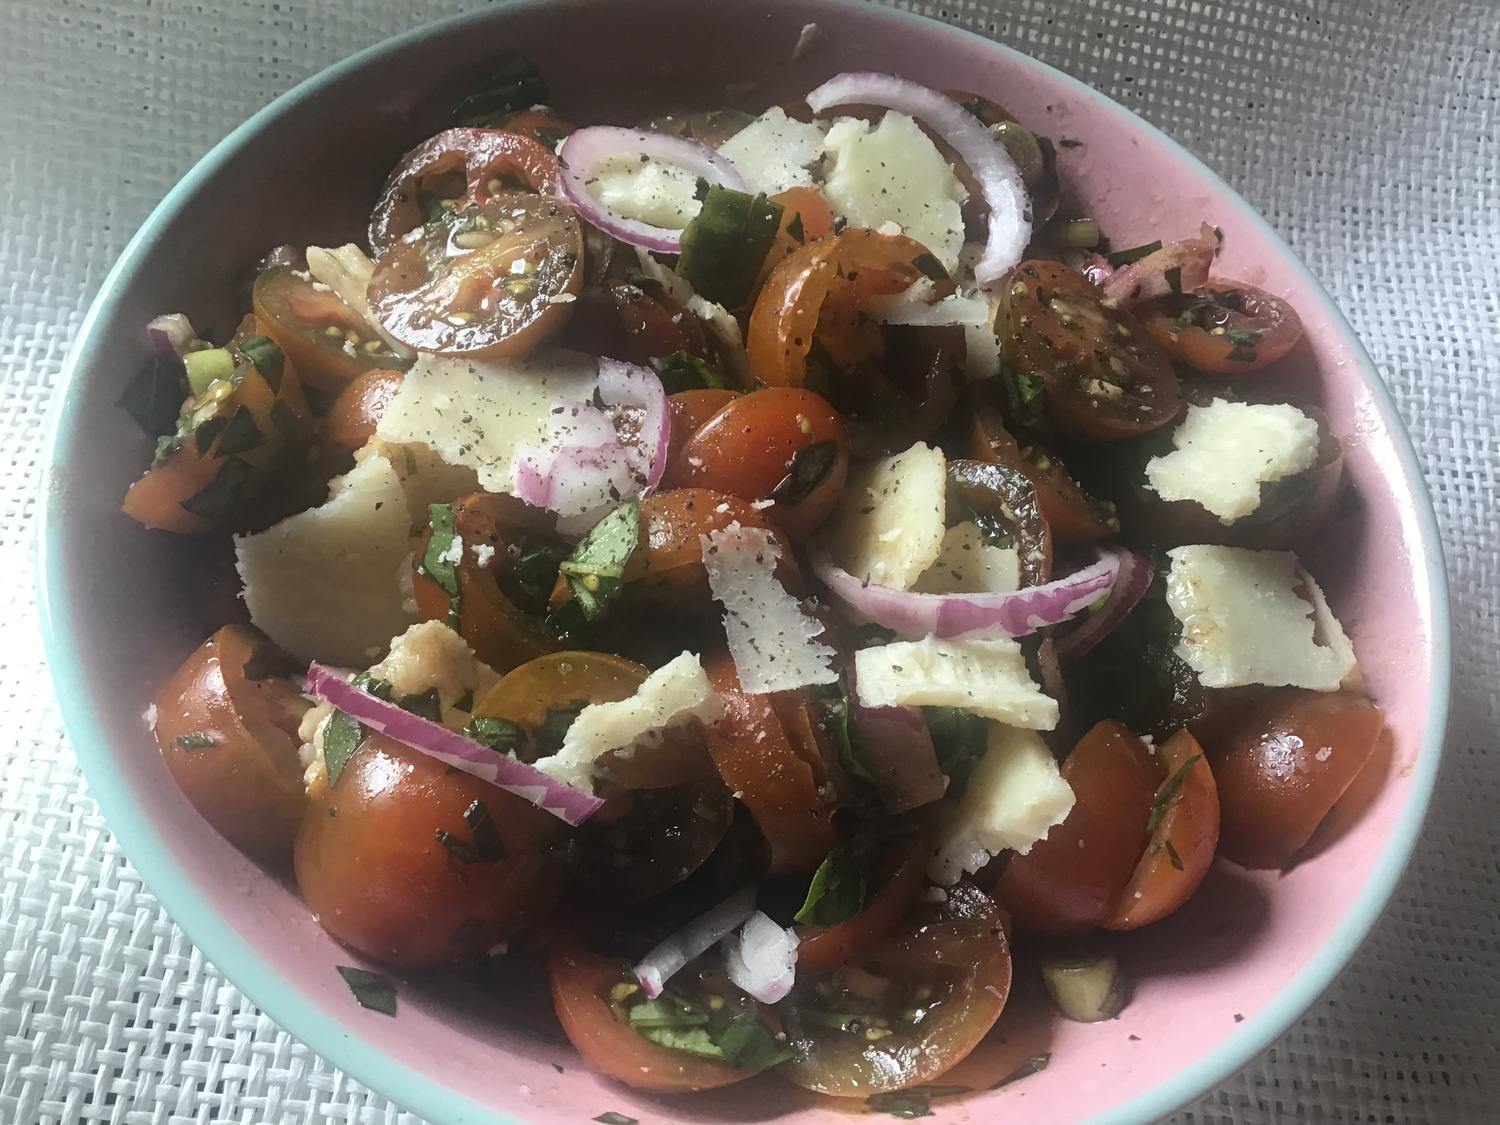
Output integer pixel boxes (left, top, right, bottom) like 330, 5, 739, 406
1211, 689, 1384, 869
369, 193, 584, 358
325, 368, 405, 455
796, 826, 932, 975
569, 279, 712, 367
757, 186, 837, 289
251, 266, 409, 393
665, 389, 740, 471
1137, 281, 1304, 375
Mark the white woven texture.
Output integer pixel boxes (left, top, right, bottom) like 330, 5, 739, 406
2, 0, 1496, 1121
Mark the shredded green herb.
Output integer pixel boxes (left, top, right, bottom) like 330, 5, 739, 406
716, 1014, 794, 1070
925, 706, 988, 794
531, 700, 588, 759
418, 503, 463, 630
991, 1053, 1051, 1089
398, 687, 443, 723
652, 350, 728, 393
1146, 755, 1201, 835
322, 673, 392, 786
463, 715, 527, 755
236, 335, 283, 392
179, 456, 252, 522
214, 406, 264, 457
556, 499, 640, 622
336, 966, 397, 1016
999, 362, 1047, 429
172, 733, 216, 751
119, 355, 186, 438
866, 1084, 971, 1119
769, 440, 839, 507
676, 187, 784, 308
593, 1115, 638, 1125
795, 837, 873, 926
1106, 240, 1162, 267
911, 251, 949, 281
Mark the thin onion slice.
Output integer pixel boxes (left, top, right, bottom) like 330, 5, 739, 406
812, 545, 1122, 640
1054, 550, 1154, 662
723, 911, 799, 1003
558, 126, 747, 253
634, 885, 757, 998
805, 72, 1031, 283
1101, 225, 1218, 306
305, 663, 603, 826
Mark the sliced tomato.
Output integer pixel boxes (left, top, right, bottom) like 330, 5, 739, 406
1137, 281, 1304, 375
251, 265, 409, 393
325, 368, 405, 454
756, 186, 837, 288
665, 389, 739, 472
796, 827, 931, 975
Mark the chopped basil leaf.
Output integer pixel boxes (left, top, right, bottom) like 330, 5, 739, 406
236, 335, 284, 392
652, 350, 728, 394
998, 361, 1046, 428
795, 837, 872, 926
558, 499, 640, 623
716, 1014, 794, 1070
1164, 838, 1184, 870
193, 415, 226, 455
991, 1053, 1051, 1089
911, 251, 949, 281
924, 706, 987, 793
336, 965, 397, 1016
867, 1084, 970, 1119
398, 687, 442, 722
769, 440, 839, 507
464, 798, 506, 861
1224, 327, 1262, 346
627, 995, 710, 1030
120, 355, 187, 438
452, 690, 475, 713
322, 711, 364, 787
464, 715, 527, 755
593, 1115, 638, 1125
509, 534, 569, 614
270, 397, 302, 438
1106, 240, 1162, 267
179, 456, 252, 522
814, 688, 872, 785
637, 1023, 723, 1059
418, 503, 462, 629
531, 700, 588, 759
452, 54, 550, 127
214, 406, 264, 457
676, 187, 784, 307
172, 733, 216, 751
1164, 265, 1183, 294
1146, 755, 1201, 835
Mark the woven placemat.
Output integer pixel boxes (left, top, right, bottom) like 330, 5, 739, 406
2, 0, 1496, 1121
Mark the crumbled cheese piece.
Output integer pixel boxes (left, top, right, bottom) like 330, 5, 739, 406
821, 112, 968, 271
854, 636, 1059, 730
366, 620, 498, 710
235, 455, 416, 666
911, 522, 1021, 595
928, 723, 1076, 885
1146, 401, 1321, 524
822, 442, 947, 590
719, 107, 828, 197
472, 543, 496, 568
376, 351, 599, 493
702, 524, 838, 693
1166, 545, 1358, 691
540, 652, 724, 791
877, 220, 903, 236
592, 155, 703, 229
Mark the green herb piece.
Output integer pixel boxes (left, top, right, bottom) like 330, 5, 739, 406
183, 347, 236, 397
796, 838, 872, 926
120, 356, 187, 438
1164, 265, 1183, 294
418, 503, 463, 630
336, 965, 397, 1016
192, 415, 226, 455
1164, 838, 1184, 870
593, 1115, 638, 1125
398, 687, 443, 722
509, 534, 569, 614
814, 689, 872, 785
652, 350, 728, 393
557, 499, 640, 622
1056, 217, 1101, 248
1146, 755, 1201, 835
453, 690, 475, 713
464, 798, 506, 861
867, 1084, 970, 1119
270, 397, 302, 438
637, 1023, 723, 1058
676, 187, 784, 307
236, 335, 284, 392
716, 1014, 794, 1071
464, 715, 527, 755
435, 828, 480, 865
452, 54, 549, 127
214, 406, 264, 457
322, 711, 364, 787
179, 456, 252, 522
627, 996, 711, 1030
1106, 240, 1162, 268
924, 706, 988, 793
1224, 327, 1262, 346
531, 700, 588, 759
998, 361, 1046, 429
173, 733, 216, 751
910, 251, 949, 281
354, 673, 395, 702
769, 441, 839, 507
991, 1053, 1051, 1089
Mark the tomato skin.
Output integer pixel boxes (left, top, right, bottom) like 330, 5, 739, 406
995, 721, 1158, 936
796, 827, 932, 974
1211, 690, 1384, 869
1104, 729, 1220, 930
549, 945, 749, 1092
252, 266, 406, 393
326, 368, 405, 454
667, 388, 850, 540
665, 389, 739, 472
152, 626, 308, 864
1138, 281, 1304, 375
295, 732, 564, 970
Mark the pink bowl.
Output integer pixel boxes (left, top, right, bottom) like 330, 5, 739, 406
38, 1, 1450, 1122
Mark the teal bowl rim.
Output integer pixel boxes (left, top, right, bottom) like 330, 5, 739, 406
37, 3, 1452, 1123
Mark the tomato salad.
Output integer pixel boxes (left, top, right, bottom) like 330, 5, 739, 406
125, 57, 1384, 1110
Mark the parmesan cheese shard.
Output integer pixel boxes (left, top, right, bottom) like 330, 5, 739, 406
718, 107, 828, 197
353, 439, 479, 530
911, 521, 1021, 595
822, 441, 947, 591
235, 454, 417, 667
591, 155, 703, 229
538, 652, 724, 792
375, 351, 600, 493
928, 723, 1076, 885
854, 635, 1059, 730
701, 523, 838, 694
1165, 545, 1358, 691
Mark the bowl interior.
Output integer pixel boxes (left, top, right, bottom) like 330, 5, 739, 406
39, 1, 1448, 1122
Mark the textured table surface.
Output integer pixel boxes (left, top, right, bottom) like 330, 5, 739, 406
2, 1, 1497, 1122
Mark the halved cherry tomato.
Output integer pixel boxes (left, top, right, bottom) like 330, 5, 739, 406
251, 266, 409, 393
966, 388, 1119, 542
781, 882, 1011, 1095
325, 368, 405, 454
151, 626, 309, 864
295, 732, 565, 969
368, 193, 584, 358
994, 721, 1158, 935
665, 389, 740, 471
944, 458, 1053, 585
493, 107, 575, 148
757, 186, 838, 287
411, 492, 561, 673
1103, 728, 1219, 930
1137, 281, 1304, 375
667, 388, 850, 540
1211, 689, 1384, 869
796, 826, 932, 974
704, 649, 836, 874
997, 259, 1181, 441
368, 127, 561, 254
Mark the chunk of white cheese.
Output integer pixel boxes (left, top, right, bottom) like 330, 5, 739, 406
911, 521, 1021, 595
591, 155, 703, 229
236, 454, 416, 667
1165, 545, 1358, 691
928, 723, 1076, 885
539, 652, 724, 792
1145, 401, 1321, 524
353, 439, 480, 529
854, 636, 1059, 730
823, 441, 947, 591
821, 111, 968, 272
376, 351, 599, 493
702, 523, 838, 694
718, 107, 828, 197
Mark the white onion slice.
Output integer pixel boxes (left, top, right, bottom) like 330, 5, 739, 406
1101, 225, 1218, 306
305, 664, 603, 826
805, 72, 1031, 283
723, 911, 799, 1003
812, 546, 1122, 640
634, 885, 757, 999
558, 126, 747, 253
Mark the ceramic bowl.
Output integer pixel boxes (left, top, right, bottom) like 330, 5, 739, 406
38, 1, 1450, 1121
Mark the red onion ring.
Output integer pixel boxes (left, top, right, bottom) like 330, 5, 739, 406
1053, 550, 1154, 661
147, 313, 202, 360
557, 126, 747, 253
634, 885, 757, 998
1102, 225, 1217, 306
305, 664, 604, 826
811, 546, 1122, 640
805, 72, 1031, 283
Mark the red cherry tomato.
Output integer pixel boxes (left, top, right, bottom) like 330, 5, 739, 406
1137, 281, 1304, 375
325, 368, 406, 454
665, 389, 739, 471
